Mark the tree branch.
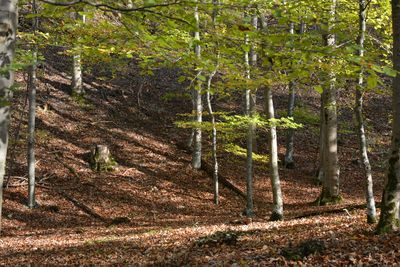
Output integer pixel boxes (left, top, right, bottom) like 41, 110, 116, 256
39, 0, 186, 13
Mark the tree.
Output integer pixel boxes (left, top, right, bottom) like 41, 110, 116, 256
376, 0, 400, 234
355, 0, 376, 224
244, 13, 257, 217
28, 0, 39, 209
265, 87, 284, 220
0, 0, 18, 232
284, 21, 296, 169
206, 0, 220, 205
191, 1, 202, 170
317, 0, 340, 205
71, 11, 85, 96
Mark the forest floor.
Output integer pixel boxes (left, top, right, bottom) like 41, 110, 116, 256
0, 50, 398, 266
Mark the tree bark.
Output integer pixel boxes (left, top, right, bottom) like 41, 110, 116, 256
206, 70, 218, 205
0, 0, 17, 232
27, 52, 37, 208
71, 12, 85, 96
316, 94, 325, 184
377, 0, 400, 234
27, 0, 38, 209
265, 88, 283, 220
244, 29, 254, 217
191, 2, 202, 169
206, 0, 220, 205
356, 0, 376, 223
244, 14, 257, 217
284, 22, 296, 169
318, 0, 340, 205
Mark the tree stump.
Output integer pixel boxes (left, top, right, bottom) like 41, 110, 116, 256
89, 145, 116, 172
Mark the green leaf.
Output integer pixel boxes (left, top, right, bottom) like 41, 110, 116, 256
314, 85, 323, 94
383, 66, 397, 77
144, 0, 156, 7
367, 75, 378, 89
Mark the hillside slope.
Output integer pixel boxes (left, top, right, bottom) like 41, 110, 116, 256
0, 50, 395, 266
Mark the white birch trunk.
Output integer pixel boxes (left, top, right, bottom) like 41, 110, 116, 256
0, 0, 17, 232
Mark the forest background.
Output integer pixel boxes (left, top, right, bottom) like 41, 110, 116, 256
0, 0, 399, 265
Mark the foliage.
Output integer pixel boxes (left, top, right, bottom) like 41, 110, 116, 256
224, 143, 269, 163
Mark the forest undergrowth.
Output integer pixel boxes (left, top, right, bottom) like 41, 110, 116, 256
0, 50, 396, 266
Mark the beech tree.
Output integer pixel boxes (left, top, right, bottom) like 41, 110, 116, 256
244, 13, 257, 217
71, 10, 85, 96
317, 0, 340, 205
0, 0, 18, 231
355, 0, 376, 224
191, 1, 202, 170
28, 0, 39, 209
377, 0, 400, 234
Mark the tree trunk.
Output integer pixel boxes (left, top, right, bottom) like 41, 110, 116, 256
284, 22, 305, 169
250, 16, 258, 153
284, 22, 296, 169
356, 0, 376, 223
316, 94, 325, 184
27, 0, 38, 209
206, 70, 218, 205
244, 14, 257, 217
191, 2, 202, 169
318, 0, 340, 205
244, 29, 254, 217
206, 0, 220, 205
377, 0, 400, 234
265, 88, 283, 220
71, 12, 85, 96
27, 53, 37, 208
0, 0, 17, 232
89, 145, 116, 172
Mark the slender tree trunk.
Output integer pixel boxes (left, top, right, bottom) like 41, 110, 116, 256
356, 0, 376, 223
250, 16, 258, 153
0, 0, 17, 232
244, 14, 257, 217
284, 22, 296, 169
206, 69, 218, 205
71, 12, 85, 96
244, 29, 254, 217
27, 0, 38, 209
377, 0, 400, 234
206, 0, 220, 205
191, 2, 202, 169
318, 0, 340, 205
72, 53, 82, 94
27, 52, 37, 209
265, 88, 283, 220
316, 94, 325, 184
285, 22, 305, 169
